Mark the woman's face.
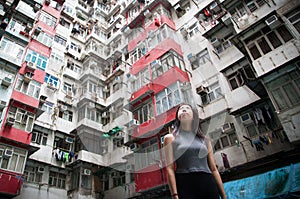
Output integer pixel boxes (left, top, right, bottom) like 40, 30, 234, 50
177, 105, 193, 122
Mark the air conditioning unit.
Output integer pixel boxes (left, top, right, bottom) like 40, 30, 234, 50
24, 72, 33, 83
221, 13, 231, 25
65, 137, 73, 143
151, 60, 161, 68
38, 166, 45, 173
5, 116, 15, 126
26, 61, 36, 70
129, 143, 140, 151
83, 169, 91, 175
126, 164, 134, 171
126, 73, 136, 82
1, 76, 12, 87
111, 171, 120, 178
129, 119, 140, 128
222, 123, 233, 133
0, 100, 7, 110
240, 113, 253, 124
144, 9, 152, 18
187, 53, 197, 63
4, 149, 13, 157
210, 37, 221, 47
196, 85, 208, 95
47, 82, 56, 90
265, 15, 281, 29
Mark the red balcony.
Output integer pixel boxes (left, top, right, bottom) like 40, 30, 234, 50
0, 126, 32, 145
19, 62, 46, 83
0, 169, 23, 197
132, 106, 178, 138
42, 0, 63, 19
135, 164, 168, 192
11, 90, 40, 109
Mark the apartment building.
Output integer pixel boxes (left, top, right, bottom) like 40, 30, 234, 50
0, 0, 299, 198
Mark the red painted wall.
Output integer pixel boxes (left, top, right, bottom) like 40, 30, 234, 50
19, 62, 46, 84
135, 164, 168, 192
130, 67, 189, 105
0, 126, 32, 146
132, 106, 178, 138
0, 169, 23, 196
130, 39, 183, 75
28, 39, 52, 58
42, 3, 62, 19
11, 90, 40, 109
128, 15, 176, 52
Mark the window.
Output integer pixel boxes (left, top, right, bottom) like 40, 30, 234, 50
24, 165, 42, 183
7, 107, 35, 132
245, 25, 293, 60
86, 108, 101, 123
133, 102, 153, 124
49, 171, 66, 189
25, 50, 48, 70
210, 131, 237, 151
287, 8, 300, 34
50, 51, 64, 64
15, 76, 41, 99
152, 51, 185, 79
54, 136, 72, 151
227, 64, 256, 90
191, 49, 211, 70
200, 83, 222, 105
265, 66, 300, 110
0, 37, 24, 61
44, 73, 59, 87
40, 11, 57, 28
134, 138, 159, 170
81, 174, 92, 189
188, 23, 200, 38
63, 82, 72, 93
155, 83, 181, 115
35, 31, 53, 47
41, 101, 54, 114
0, 144, 27, 173
112, 171, 125, 187
31, 131, 48, 145
131, 67, 150, 92
54, 35, 67, 46
66, 61, 81, 73
59, 109, 73, 122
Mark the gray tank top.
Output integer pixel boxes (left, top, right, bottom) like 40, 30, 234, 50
172, 131, 211, 174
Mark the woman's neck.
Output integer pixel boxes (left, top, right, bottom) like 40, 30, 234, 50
180, 122, 192, 132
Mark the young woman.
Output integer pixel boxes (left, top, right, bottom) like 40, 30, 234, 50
164, 104, 227, 199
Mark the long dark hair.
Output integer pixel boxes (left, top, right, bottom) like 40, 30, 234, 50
172, 103, 205, 139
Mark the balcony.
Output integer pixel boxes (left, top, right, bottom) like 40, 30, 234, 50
227, 85, 261, 113
132, 106, 178, 138
69, 150, 107, 166
0, 48, 23, 67
5, 20, 31, 43
0, 169, 23, 197
77, 118, 103, 131
252, 40, 300, 77
11, 90, 39, 109
16, 1, 38, 19
108, 146, 132, 165
0, 125, 32, 145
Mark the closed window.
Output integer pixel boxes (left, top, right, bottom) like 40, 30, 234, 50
24, 165, 42, 183
0, 144, 27, 173
7, 107, 35, 132
40, 11, 57, 28
31, 131, 48, 145
0, 37, 24, 61
25, 50, 48, 70
245, 25, 293, 60
15, 77, 41, 99
49, 171, 66, 189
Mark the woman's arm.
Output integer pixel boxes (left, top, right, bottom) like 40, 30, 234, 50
163, 134, 179, 199
206, 140, 227, 199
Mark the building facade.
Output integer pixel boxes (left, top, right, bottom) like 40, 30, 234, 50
0, 0, 299, 198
